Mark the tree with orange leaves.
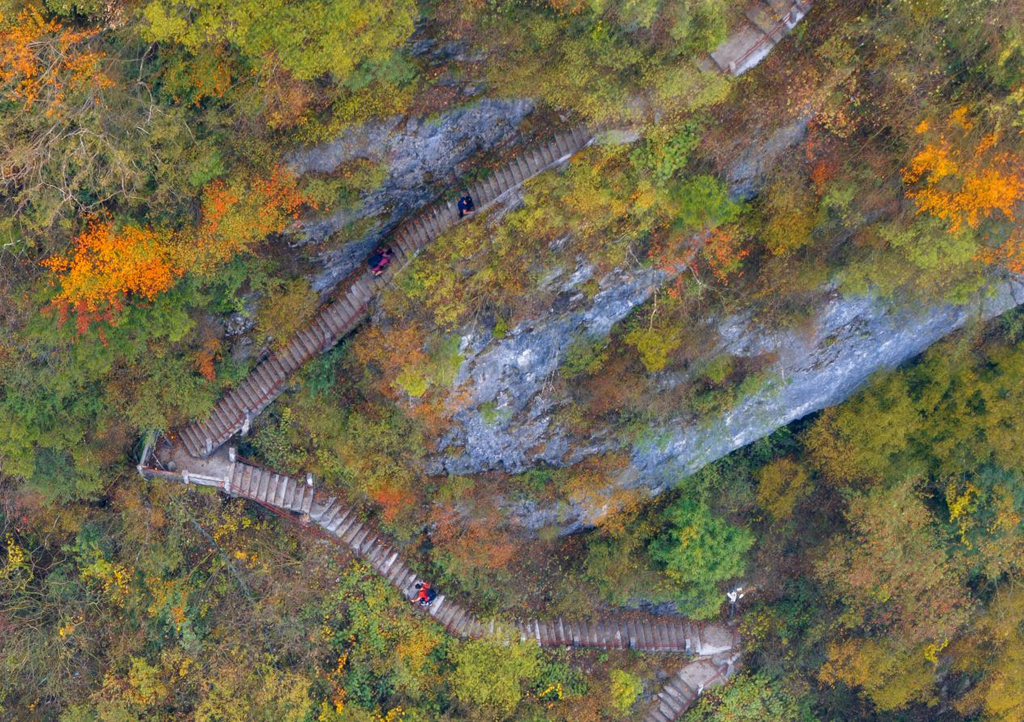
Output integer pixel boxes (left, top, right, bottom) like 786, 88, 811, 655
42, 168, 311, 331
902, 110, 1024, 233
186, 168, 310, 272
41, 220, 181, 333
0, 6, 112, 113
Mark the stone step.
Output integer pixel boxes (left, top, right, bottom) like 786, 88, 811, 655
409, 218, 428, 246
266, 474, 279, 505
250, 469, 266, 501
745, 4, 791, 41
178, 425, 203, 457
350, 526, 372, 551
519, 154, 536, 178
268, 354, 290, 379
510, 157, 527, 183
256, 364, 279, 394
469, 180, 488, 206
341, 519, 364, 545
219, 394, 244, 423
275, 477, 289, 506
538, 142, 556, 165
319, 501, 343, 528
334, 511, 357, 538
310, 498, 336, 523
285, 479, 300, 509
484, 175, 501, 200
241, 464, 256, 496
646, 707, 672, 722
554, 133, 572, 157
171, 127, 594, 460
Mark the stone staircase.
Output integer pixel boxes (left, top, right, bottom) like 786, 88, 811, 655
142, 442, 738, 656
705, 0, 812, 76
138, 440, 740, 720
177, 126, 596, 459
644, 654, 739, 722
174, 1, 814, 460
147, 14, 835, 706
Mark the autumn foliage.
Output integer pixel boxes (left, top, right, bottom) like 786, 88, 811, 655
188, 169, 309, 272
42, 168, 310, 330
903, 110, 1024, 233
41, 220, 181, 332
0, 7, 112, 113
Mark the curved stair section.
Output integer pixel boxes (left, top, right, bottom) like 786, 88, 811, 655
139, 441, 740, 718
645, 651, 742, 722
177, 126, 597, 459
139, 443, 739, 657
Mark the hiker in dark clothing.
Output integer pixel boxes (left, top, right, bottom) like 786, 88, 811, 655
457, 193, 475, 219
368, 246, 393, 276
414, 581, 437, 606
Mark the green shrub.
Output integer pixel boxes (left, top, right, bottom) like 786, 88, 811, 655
672, 175, 740, 232
632, 119, 703, 187
255, 278, 318, 350
610, 669, 644, 713
450, 634, 541, 716
649, 498, 754, 618
702, 355, 735, 384
561, 333, 610, 379
624, 325, 682, 372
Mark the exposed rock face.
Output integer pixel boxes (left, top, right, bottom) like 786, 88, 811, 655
433, 264, 668, 477
422, 115, 1024, 531
288, 99, 535, 293
440, 265, 1024, 531
621, 280, 1024, 494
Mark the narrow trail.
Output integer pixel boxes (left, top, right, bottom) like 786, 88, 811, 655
139, 5, 812, 718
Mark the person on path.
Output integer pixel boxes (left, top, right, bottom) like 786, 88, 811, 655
368, 246, 393, 276
457, 193, 475, 219
414, 581, 437, 606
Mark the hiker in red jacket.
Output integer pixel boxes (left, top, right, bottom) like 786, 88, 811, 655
414, 581, 437, 606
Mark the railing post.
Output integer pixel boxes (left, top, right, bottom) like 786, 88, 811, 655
225, 447, 237, 494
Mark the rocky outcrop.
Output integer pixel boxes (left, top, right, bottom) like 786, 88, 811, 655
425, 115, 1023, 529
622, 279, 1024, 495
289, 99, 535, 293
439, 263, 1024, 532
433, 264, 668, 477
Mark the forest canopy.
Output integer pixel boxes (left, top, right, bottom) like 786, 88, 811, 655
3, 0, 1024, 720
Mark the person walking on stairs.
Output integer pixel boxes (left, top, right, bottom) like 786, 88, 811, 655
414, 581, 437, 607
457, 193, 475, 219
368, 246, 394, 276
